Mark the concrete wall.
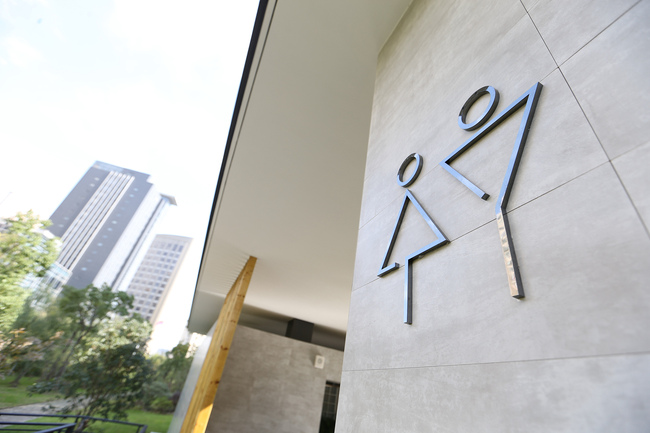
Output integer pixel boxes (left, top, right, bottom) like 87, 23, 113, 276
170, 325, 343, 433
337, 0, 650, 432
207, 326, 343, 433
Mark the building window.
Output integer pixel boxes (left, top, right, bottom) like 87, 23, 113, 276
319, 382, 340, 433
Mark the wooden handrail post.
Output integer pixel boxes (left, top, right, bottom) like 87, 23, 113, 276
180, 256, 257, 433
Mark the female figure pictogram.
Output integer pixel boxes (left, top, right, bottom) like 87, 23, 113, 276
377, 153, 449, 324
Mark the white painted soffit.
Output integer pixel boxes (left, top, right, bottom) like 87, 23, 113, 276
189, 0, 412, 336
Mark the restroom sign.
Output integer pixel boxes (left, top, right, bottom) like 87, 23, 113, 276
377, 83, 543, 324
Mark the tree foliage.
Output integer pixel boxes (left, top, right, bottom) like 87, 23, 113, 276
30, 286, 154, 421
156, 342, 193, 394
12, 291, 62, 342
88, 315, 152, 353
45, 284, 134, 379
34, 343, 152, 421
0, 328, 62, 382
7, 280, 193, 420
0, 211, 58, 330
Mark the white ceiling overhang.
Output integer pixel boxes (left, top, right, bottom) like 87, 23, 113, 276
188, 0, 412, 348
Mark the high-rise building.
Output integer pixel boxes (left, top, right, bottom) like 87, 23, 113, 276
47, 161, 175, 292
124, 234, 191, 323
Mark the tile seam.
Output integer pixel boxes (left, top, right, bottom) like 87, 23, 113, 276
609, 161, 650, 239
351, 161, 611, 293
520, 0, 559, 67
556, 0, 643, 68
361, 0, 642, 231
359, 4, 557, 232
555, 2, 649, 239
342, 350, 650, 373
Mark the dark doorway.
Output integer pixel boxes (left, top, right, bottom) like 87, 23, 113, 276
319, 381, 340, 433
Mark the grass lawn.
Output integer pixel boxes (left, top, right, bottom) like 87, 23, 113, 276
1, 376, 172, 433
0, 376, 60, 409
94, 410, 173, 433
30, 410, 173, 433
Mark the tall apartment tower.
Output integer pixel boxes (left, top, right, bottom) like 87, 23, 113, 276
48, 161, 176, 291
124, 234, 191, 323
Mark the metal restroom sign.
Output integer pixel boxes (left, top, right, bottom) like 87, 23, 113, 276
378, 83, 543, 324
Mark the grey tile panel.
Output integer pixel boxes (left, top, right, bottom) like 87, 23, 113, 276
346, 163, 650, 371
360, 0, 555, 228
337, 353, 650, 433
561, 0, 650, 159
354, 69, 609, 291
526, 0, 638, 65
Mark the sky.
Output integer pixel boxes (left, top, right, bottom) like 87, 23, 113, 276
0, 0, 259, 352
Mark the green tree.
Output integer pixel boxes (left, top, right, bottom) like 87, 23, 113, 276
0, 211, 58, 330
34, 342, 152, 423
0, 328, 62, 384
87, 315, 152, 353
31, 305, 153, 424
157, 342, 194, 394
142, 342, 194, 411
12, 290, 62, 342
6, 290, 68, 380
45, 284, 134, 379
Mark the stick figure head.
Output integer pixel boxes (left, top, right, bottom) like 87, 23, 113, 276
397, 153, 423, 187
458, 85, 500, 131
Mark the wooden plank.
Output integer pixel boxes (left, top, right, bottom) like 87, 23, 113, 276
180, 256, 257, 433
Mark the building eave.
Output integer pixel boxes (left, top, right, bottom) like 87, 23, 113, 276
188, 0, 412, 345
